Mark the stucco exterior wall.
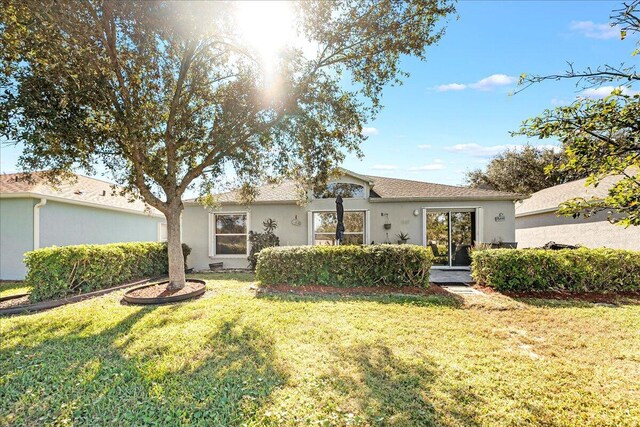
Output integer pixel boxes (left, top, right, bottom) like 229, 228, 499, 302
0, 197, 165, 280
39, 201, 164, 248
516, 211, 640, 250
183, 198, 516, 270
0, 198, 35, 280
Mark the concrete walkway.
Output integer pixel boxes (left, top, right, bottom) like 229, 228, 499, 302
429, 269, 473, 284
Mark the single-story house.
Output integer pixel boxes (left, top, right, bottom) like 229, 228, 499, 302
515, 174, 640, 250
183, 169, 523, 270
0, 172, 166, 280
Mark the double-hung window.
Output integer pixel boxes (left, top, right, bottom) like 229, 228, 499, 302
313, 211, 365, 245
213, 213, 248, 255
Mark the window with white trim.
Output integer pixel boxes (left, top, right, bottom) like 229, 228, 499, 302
158, 223, 168, 242
313, 211, 364, 245
313, 182, 365, 199
213, 213, 248, 255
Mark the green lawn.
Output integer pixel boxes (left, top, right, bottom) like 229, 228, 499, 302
0, 281, 30, 298
1, 273, 639, 426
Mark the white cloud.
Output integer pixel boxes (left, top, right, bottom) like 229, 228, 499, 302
370, 164, 398, 171
468, 74, 516, 91
580, 85, 638, 99
551, 97, 569, 106
570, 21, 619, 40
436, 83, 467, 92
409, 159, 445, 171
417, 144, 432, 149
435, 74, 516, 93
361, 127, 379, 136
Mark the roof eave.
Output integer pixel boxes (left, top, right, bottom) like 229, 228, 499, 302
0, 192, 164, 217
369, 196, 524, 203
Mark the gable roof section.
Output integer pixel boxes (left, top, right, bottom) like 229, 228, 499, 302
363, 175, 523, 201
0, 172, 162, 216
515, 174, 623, 217
187, 170, 523, 204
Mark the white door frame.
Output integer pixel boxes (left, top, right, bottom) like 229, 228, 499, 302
422, 207, 482, 270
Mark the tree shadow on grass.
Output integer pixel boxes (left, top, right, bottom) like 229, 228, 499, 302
0, 307, 286, 426
256, 290, 464, 308
311, 342, 482, 426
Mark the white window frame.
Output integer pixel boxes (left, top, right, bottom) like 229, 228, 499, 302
209, 211, 250, 258
311, 209, 368, 245
157, 222, 168, 242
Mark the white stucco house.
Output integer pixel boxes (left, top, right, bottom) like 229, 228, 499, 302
1, 169, 524, 280
515, 173, 640, 250
183, 169, 523, 271
0, 172, 166, 280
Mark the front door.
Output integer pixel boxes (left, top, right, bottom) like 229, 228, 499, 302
425, 210, 476, 267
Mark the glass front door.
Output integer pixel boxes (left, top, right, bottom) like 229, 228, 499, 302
426, 210, 476, 267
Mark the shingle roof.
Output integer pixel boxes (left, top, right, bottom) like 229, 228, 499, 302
188, 171, 523, 204
515, 174, 622, 216
363, 175, 523, 200
0, 172, 162, 216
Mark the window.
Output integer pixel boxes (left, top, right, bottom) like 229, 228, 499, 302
157, 223, 168, 242
313, 182, 365, 199
213, 213, 248, 255
313, 211, 365, 245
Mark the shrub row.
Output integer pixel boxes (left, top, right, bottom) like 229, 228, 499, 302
471, 248, 640, 292
24, 242, 190, 302
256, 244, 432, 288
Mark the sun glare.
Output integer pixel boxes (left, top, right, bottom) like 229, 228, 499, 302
234, 1, 296, 79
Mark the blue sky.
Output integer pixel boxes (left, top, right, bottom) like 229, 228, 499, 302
1, 0, 637, 192
342, 0, 637, 185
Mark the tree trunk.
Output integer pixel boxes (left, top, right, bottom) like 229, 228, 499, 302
165, 208, 186, 290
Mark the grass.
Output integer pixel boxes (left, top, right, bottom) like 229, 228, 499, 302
0, 281, 30, 298
1, 273, 639, 426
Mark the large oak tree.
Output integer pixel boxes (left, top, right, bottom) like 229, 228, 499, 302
1, 0, 454, 288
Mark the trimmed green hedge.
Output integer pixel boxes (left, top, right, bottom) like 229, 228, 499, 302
24, 242, 189, 302
471, 248, 640, 292
256, 244, 432, 288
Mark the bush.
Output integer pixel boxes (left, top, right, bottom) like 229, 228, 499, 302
24, 242, 191, 302
248, 231, 280, 270
256, 244, 432, 288
471, 248, 640, 292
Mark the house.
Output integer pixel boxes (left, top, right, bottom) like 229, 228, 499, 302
0, 172, 166, 280
183, 170, 523, 270
515, 174, 640, 250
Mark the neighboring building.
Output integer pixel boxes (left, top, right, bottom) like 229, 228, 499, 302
0, 172, 166, 280
515, 174, 640, 250
183, 169, 522, 270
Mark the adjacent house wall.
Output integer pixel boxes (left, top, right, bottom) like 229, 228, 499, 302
183, 198, 516, 270
516, 211, 640, 250
39, 201, 164, 248
0, 198, 35, 280
0, 198, 165, 280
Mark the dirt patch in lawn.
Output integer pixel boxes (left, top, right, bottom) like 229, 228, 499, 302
126, 281, 204, 299
0, 294, 30, 309
258, 283, 451, 297
474, 284, 640, 304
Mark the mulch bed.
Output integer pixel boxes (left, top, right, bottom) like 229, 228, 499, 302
258, 283, 451, 297
473, 284, 640, 304
0, 294, 30, 310
126, 281, 203, 299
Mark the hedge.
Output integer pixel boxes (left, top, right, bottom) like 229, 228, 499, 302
256, 244, 432, 288
24, 242, 190, 302
471, 248, 640, 292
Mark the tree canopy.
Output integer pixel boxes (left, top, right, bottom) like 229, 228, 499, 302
516, 0, 640, 226
465, 145, 588, 195
0, 0, 455, 287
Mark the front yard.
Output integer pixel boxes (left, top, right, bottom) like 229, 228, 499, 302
1, 273, 639, 426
